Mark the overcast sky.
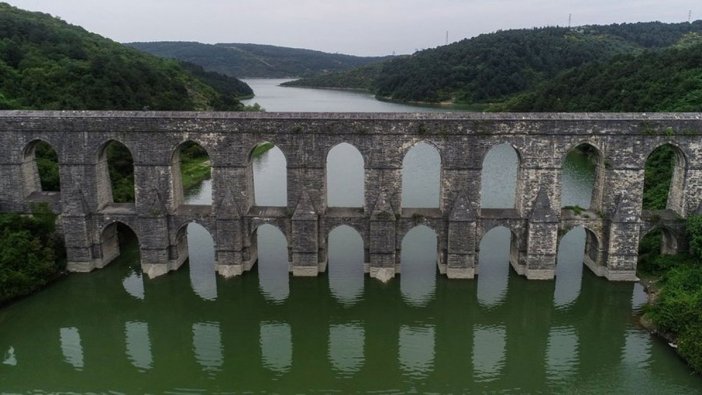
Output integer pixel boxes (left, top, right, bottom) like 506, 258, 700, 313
6, 0, 699, 56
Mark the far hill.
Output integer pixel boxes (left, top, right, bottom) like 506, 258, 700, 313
126, 41, 389, 78
285, 21, 702, 107
0, 2, 252, 110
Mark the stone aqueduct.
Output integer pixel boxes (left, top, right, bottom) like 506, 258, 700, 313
1, 111, 701, 282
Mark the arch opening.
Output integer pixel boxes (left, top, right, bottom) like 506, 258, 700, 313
326, 143, 364, 208
172, 141, 212, 206
255, 223, 290, 302
250, 142, 287, 207
100, 222, 139, 269
22, 140, 60, 197
177, 222, 217, 301
400, 224, 438, 306
643, 144, 686, 214
402, 142, 440, 208
97, 140, 135, 208
327, 225, 365, 305
638, 227, 680, 275
554, 226, 599, 307
480, 143, 519, 209
561, 143, 603, 211
477, 226, 516, 307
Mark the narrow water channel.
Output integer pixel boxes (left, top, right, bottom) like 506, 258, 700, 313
0, 81, 699, 392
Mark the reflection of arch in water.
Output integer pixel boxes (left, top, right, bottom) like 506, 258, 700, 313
96, 139, 135, 208
480, 142, 521, 209
22, 139, 61, 197
643, 143, 687, 215
560, 142, 604, 211
248, 142, 288, 207
171, 140, 212, 207
326, 142, 365, 207
98, 221, 140, 269
328, 322, 365, 375
401, 141, 442, 208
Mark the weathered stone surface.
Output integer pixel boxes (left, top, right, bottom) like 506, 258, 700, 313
2, 111, 701, 282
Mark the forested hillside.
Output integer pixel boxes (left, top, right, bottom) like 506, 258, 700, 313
286, 21, 702, 106
127, 41, 388, 78
496, 36, 702, 112
0, 3, 252, 110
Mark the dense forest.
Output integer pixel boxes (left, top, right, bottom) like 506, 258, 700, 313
497, 37, 702, 111
287, 21, 702, 107
127, 41, 389, 78
0, 3, 252, 111
281, 62, 384, 91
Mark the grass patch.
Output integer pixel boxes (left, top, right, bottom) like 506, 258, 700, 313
251, 142, 275, 159
180, 156, 211, 192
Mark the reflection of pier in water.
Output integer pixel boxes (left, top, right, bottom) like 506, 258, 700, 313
0, 263, 657, 392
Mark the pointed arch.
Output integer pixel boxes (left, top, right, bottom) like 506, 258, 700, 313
97, 140, 135, 208
561, 142, 604, 211
402, 141, 441, 208
480, 143, 520, 209
643, 143, 687, 215
249, 142, 287, 207
22, 139, 60, 197
326, 143, 364, 208
171, 140, 212, 207
99, 221, 139, 269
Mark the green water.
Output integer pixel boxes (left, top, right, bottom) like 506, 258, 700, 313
0, 251, 700, 393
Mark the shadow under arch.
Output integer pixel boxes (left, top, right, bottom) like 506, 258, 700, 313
171, 140, 212, 207
477, 225, 518, 308
248, 141, 288, 207
96, 139, 135, 209
327, 224, 365, 305
402, 141, 441, 208
22, 139, 61, 199
561, 142, 604, 211
99, 220, 140, 269
326, 142, 365, 208
400, 224, 439, 306
643, 143, 687, 215
480, 142, 521, 209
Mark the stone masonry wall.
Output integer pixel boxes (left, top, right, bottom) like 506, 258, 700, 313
1, 111, 701, 281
